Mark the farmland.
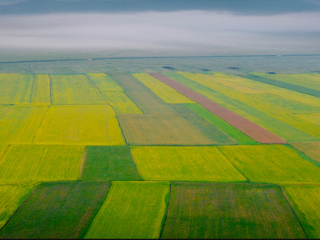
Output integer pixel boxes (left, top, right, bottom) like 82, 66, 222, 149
0, 65, 320, 238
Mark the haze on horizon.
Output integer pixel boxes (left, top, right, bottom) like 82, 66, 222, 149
0, 0, 320, 56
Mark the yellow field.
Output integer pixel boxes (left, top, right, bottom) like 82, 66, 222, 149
219, 145, 320, 184
51, 74, 106, 104
30, 74, 51, 105
0, 185, 35, 229
179, 72, 320, 140
283, 186, 320, 239
0, 74, 34, 104
34, 105, 125, 145
133, 73, 194, 103
0, 106, 48, 144
0, 145, 84, 183
87, 73, 123, 91
296, 113, 320, 125
0, 145, 8, 159
100, 91, 143, 115
131, 146, 247, 181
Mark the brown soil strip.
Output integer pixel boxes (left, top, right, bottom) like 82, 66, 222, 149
148, 73, 286, 144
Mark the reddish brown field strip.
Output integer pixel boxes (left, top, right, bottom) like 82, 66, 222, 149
148, 73, 286, 144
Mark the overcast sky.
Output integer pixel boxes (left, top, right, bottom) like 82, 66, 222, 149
0, 0, 319, 55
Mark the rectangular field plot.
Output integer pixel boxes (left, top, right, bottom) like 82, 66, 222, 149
0, 145, 84, 183
30, 74, 51, 105
80, 146, 142, 181
171, 104, 236, 145
290, 142, 320, 163
283, 186, 320, 239
133, 73, 194, 103
0, 185, 35, 229
85, 181, 169, 239
219, 145, 320, 184
100, 91, 143, 115
51, 74, 107, 104
86, 73, 123, 91
34, 105, 125, 145
184, 103, 256, 144
161, 183, 306, 239
131, 147, 246, 182
0, 106, 48, 144
118, 114, 215, 145
0, 74, 33, 104
0, 182, 110, 239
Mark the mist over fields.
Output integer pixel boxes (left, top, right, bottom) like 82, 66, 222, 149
0, 0, 320, 57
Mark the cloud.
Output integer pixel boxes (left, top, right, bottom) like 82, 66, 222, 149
0, 11, 319, 54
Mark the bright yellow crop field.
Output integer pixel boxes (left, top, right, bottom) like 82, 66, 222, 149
86, 73, 123, 91
34, 105, 125, 145
0, 185, 35, 229
0, 145, 84, 183
219, 145, 320, 184
131, 146, 247, 182
0, 74, 34, 104
51, 74, 106, 104
100, 91, 143, 114
0, 106, 48, 144
133, 73, 194, 103
30, 74, 51, 105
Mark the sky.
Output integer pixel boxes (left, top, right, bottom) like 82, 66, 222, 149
0, 0, 320, 56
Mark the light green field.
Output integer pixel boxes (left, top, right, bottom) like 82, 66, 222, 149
131, 146, 247, 182
51, 74, 106, 104
219, 145, 320, 184
290, 141, 320, 163
283, 186, 320, 239
34, 105, 125, 145
85, 181, 169, 239
0, 145, 84, 183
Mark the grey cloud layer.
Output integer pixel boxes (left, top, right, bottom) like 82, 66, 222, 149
0, 11, 319, 54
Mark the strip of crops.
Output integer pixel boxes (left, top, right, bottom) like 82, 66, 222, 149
34, 105, 125, 145
0, 182, 110, 239
219, 145, 320, 184
161, 183, 306, 239
291, 142, 320, 163
131, 146, 247, 182
30, 74, 51, 105
85, 181, 169, 239
80, 146, 142, 181
0, 145, 84, 183
86, 73, 124, 91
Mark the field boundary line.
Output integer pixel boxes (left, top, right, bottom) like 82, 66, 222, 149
0, 184, 40, 233
29, 73, 36, 104
31, 106, 50, 143
0, 144, 10, 161
128, 148, 143, 180
278, 186, 308, 238
48, 74, 53, 104
83, 73, 109, 104
159, 182, 172, 239
78, 147, 87, 179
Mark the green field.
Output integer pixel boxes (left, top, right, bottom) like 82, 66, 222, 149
1, 69, 320, 238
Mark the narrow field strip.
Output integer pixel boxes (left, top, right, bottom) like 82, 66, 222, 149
0, 185, 35, 229
0, 106, 48, 144
0, 145, 84, 183
0, 182, 110, 239
30, 74, 51, 105
80, 146, 143, 181
85, 181, 169, 239
50, 74, 107, 104
148, 72, 286, 144
290, 142, 320, 163
0, 74, 33, 104
282, 186, 320, 239
86, 73, 123, 91
133, 73, 194, 103
219, 145, 320, 184
161, 183, 306, 239
184, 103, 257, 144
131, 146, 247, 182
100, 91, 143, 115
118, 114, 216, 145
34, 105, 125, 145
